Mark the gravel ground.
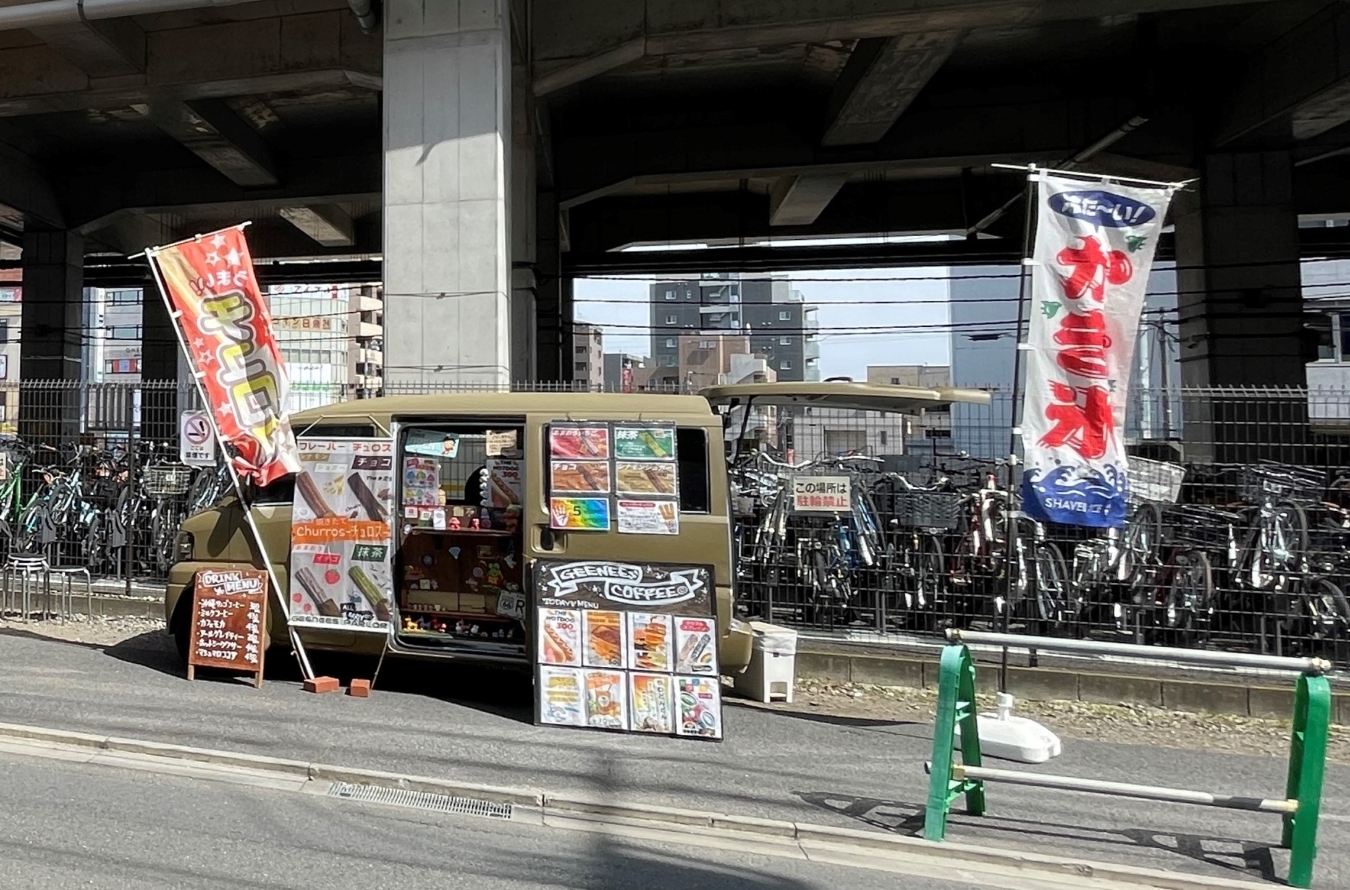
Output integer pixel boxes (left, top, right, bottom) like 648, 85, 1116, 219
9, 615, 1347, 763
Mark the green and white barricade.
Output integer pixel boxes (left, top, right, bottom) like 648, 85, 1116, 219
924, 634, 1332, 889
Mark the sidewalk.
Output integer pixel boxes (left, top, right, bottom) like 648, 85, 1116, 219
1, 626, 1346, 887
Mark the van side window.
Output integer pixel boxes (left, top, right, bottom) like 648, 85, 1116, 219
254, 476, 296, 505
676, 428, 710, 513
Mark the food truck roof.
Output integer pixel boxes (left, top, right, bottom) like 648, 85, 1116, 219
290, 391, 720, 426
700, 381, 992, 415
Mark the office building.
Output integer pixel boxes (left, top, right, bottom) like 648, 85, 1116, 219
649, 274, 819, 382
603, 352, 647, 392
571, 323, 604, 390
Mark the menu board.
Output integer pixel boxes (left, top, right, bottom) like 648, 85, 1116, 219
548, 421, 680, 535
188, 568, 268, 687
532, 559, 723, 740
289, 437, 395, 634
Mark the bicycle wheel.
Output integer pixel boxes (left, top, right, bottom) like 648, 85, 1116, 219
1033, 541, 1070, 624
152, 502, 180, 577
83, 512, 104, 571
916, 533, 946, 610
1165, 550, 1214, 644
1303, 577, 1350, 641
1124, 502, 1163, 586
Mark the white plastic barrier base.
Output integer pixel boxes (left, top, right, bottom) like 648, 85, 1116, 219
954, 693, 1062, 764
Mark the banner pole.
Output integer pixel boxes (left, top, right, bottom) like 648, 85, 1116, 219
144, 245, 316, 682
1000, 167, 1040, 694
989, 162, 1194, 191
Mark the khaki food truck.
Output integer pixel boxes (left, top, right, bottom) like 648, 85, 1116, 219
165, 392, 757, 673
165, 383, 986, 679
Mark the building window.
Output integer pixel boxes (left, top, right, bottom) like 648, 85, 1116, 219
699, 340, 715, 349
780, 360, 792, 370
660, 355, 677, 367
0, 320, 8, 344
664, 289, 675, 300
110, 290, 141, 306
575, 345, 587, 354
108, 325, 141, 340
664, 338, 677, 348
779, 337, 792, 345
575, 361, 588, 372
778, 311, 791, 321
665, 314, 678, 325
879, 430, 888, 447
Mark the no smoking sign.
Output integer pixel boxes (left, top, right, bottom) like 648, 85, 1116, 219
180, 411, 216, 466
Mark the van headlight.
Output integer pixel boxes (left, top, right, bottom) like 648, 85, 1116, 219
173, 530, 194, 563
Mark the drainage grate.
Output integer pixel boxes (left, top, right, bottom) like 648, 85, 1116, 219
327, 782, 514, 820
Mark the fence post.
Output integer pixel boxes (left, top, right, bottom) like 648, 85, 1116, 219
124, 384, 136, 595
924, 644, 985, 841
1284, 672, 1331, 888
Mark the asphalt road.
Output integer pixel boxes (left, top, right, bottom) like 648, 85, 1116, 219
0, 750, 995, 890
1, 627, 1347, 887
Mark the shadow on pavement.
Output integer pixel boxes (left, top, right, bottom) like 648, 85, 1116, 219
796, 790, 1280, 882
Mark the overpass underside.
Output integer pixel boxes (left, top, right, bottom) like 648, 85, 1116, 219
0, 0, 1345, 391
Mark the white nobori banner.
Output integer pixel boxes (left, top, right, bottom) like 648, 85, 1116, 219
1021, 174, 1176, 528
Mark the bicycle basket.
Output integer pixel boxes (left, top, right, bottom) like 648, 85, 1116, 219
891, 490, 962, 530
1162, 504, 1241, 550
1126, 457, 1185, 506
144, 464, 194, 498
1236, 463, 1326, 505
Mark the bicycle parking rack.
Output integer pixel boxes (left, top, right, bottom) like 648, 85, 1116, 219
924, 631, 1333, 888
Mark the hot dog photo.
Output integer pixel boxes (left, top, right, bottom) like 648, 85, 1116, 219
538, 608, 582, 666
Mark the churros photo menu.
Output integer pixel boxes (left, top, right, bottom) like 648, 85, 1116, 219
532, 559, 723, 740
289, 437, 395, 633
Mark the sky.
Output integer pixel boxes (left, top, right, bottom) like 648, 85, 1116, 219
574, 267, 953, 380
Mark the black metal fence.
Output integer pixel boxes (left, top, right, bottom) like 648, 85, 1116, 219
7, 378, 1350, 669
732, 386, 1350, 666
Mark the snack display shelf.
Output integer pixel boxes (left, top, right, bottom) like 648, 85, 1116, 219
403, 526, 515, 538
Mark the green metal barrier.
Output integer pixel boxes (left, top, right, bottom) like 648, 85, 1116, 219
923, 643, 1331, 889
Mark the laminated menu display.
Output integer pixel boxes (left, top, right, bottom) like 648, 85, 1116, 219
675, 617, 718, 675
677, 676, 723, 739
630, 673, 675, 734
289, 437, 395, 633
583, 610, 624, 668
584, 670, 627, 729
538, 608, 581, 666
533, 559, 722, 740
538, 666, 585, 727
547, 420, 680, 535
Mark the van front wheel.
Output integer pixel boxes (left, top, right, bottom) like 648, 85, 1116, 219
171, 590, 194, 665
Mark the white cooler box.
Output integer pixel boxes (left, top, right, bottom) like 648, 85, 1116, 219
733, 621, 798, 703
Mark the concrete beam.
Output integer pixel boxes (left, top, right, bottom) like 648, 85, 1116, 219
0, 8, 379, 116
822, 32, 964, 147
1213, 5, 1350, 146
29, 17, 145, 78
0, 139, 62, 229
534, 0, 1273, 77
279, 204, 355, 248
66, 152, 379, 232
140, 98, 279, 188
555, 90, 1133, 204
567, 179, 980, 254
768, 173, 849, 226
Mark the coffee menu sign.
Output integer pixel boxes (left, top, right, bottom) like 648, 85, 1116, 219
533, 559, 722, 740
188, 568, 268, 687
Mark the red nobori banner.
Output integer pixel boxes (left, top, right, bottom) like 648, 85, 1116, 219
147, 226, 300, 486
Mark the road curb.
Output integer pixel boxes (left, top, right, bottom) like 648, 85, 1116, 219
0, 721, 1271, 890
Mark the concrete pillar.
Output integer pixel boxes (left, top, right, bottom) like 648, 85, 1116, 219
19, 228, 83, 382
1174, 152, 1309, 387
534, 188, 564, 381
140, 287, 181, 444
383, 0, 513, 387
18, 228, 82, 442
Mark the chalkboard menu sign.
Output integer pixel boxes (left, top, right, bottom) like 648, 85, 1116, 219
533, 559, 722, 740
188, 568, 268, 687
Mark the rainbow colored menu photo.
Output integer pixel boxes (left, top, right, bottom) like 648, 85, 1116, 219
549, 497, 611, 531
